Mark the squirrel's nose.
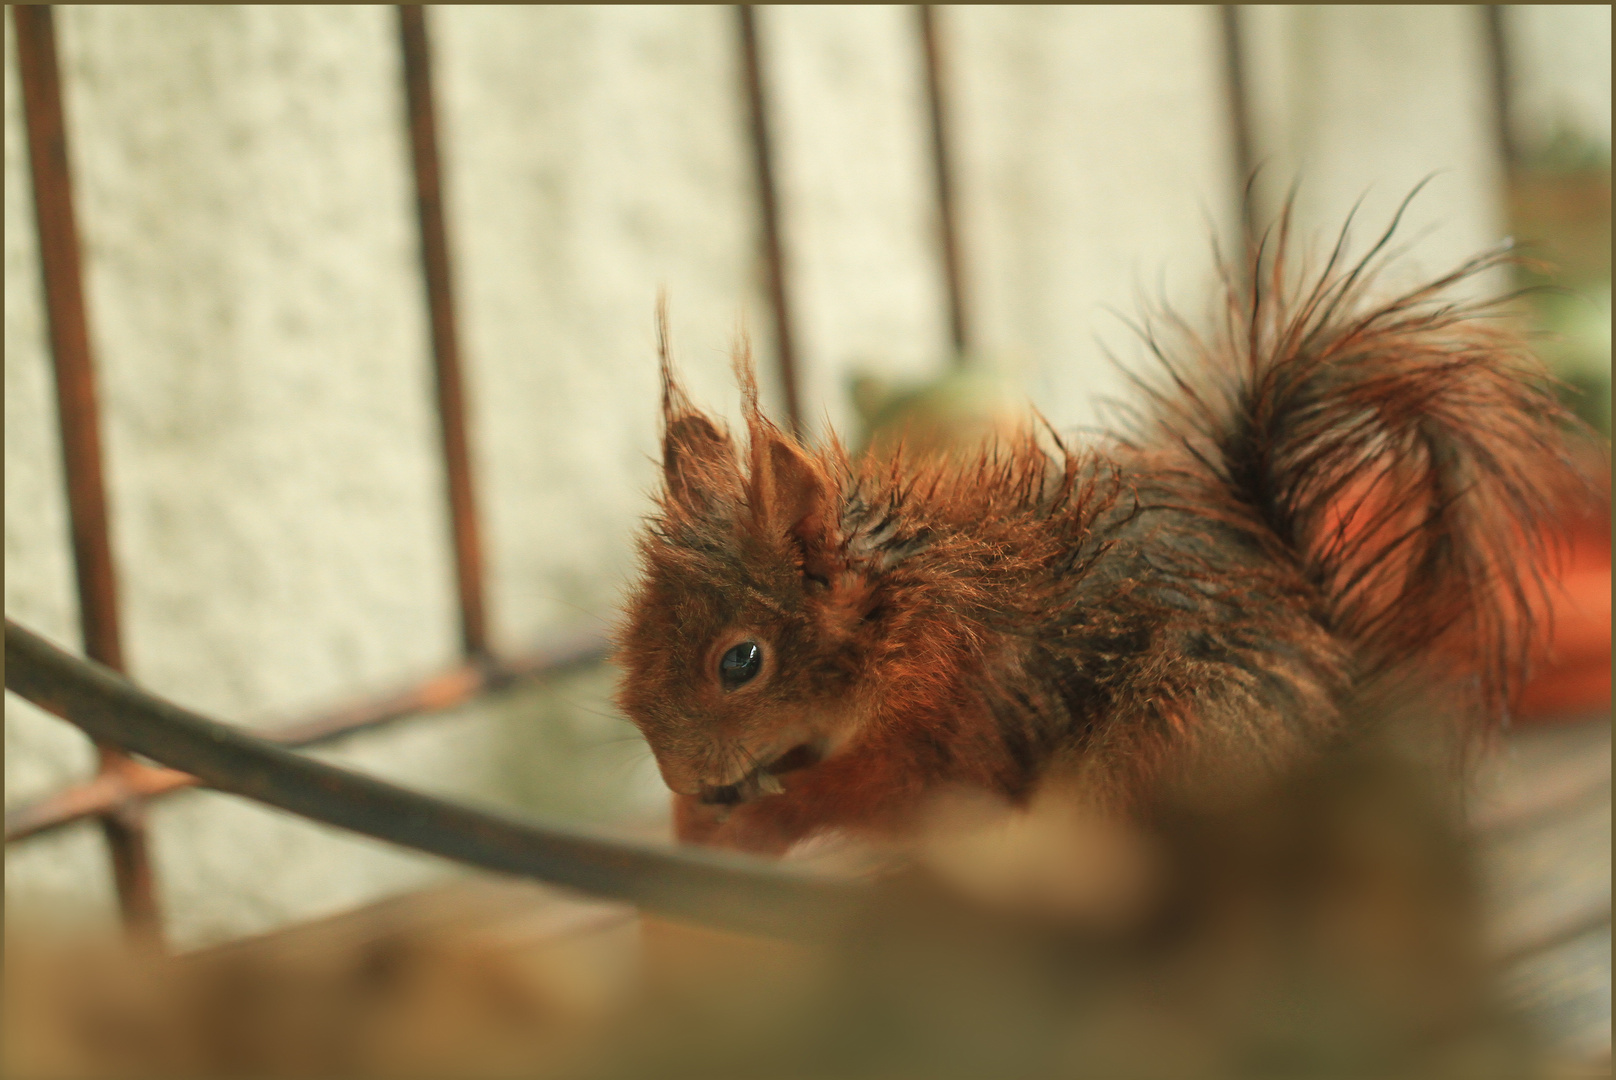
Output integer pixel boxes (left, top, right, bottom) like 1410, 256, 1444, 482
697, 782, 744, 806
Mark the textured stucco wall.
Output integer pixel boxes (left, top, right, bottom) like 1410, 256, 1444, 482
9, 5, 1572, 949
3, 6, 673, 948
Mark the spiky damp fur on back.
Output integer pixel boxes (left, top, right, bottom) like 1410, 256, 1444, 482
614, 209, 1591, 855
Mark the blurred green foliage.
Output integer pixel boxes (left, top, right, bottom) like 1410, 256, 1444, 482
1507, 131, 1612, 436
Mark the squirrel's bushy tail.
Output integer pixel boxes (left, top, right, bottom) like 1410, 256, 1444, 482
1138, 198, 1593, 719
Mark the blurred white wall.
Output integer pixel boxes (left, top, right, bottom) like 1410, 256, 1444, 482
948, 5, 1238, 431
762, 4, 954, 443
1504, 4, 1612, 159
6, 5, 1601, 949
1240, 4, 1508, 291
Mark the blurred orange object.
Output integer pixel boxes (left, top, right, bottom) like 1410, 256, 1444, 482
1515, 494, 1612, 722
1323, 454, 1610, 725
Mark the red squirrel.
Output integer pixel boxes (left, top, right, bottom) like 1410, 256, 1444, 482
614, 207, 1590, 855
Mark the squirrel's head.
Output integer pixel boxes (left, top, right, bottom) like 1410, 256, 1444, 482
613, 327, 891, 812
613, 313, 1102, 823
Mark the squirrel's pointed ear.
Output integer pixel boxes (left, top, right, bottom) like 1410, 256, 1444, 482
664, 412, 736, 510
730, 330, 841, 578
759, 432, 840, 579
657, 297, 736, 510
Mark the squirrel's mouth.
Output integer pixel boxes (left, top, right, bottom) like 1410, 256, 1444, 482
698, 739, 825, 806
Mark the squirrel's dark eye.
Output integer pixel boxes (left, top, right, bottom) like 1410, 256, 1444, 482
718, 641, 762, 689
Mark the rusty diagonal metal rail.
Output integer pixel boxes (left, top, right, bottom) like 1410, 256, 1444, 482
4, 627, 610, 843
6, 619, 870, 943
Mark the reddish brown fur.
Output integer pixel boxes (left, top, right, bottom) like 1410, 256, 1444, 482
614, 205, 1591, 855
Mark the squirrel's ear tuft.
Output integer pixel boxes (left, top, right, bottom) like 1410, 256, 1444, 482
658, 299, 736, 510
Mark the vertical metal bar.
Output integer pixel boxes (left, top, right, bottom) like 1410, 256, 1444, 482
735, 4, 803, 435
917, 5, 970, 363
397, 5, 489, 661
1219, 5, 1257, 254
12, 7, 120, 670
12, 3, 162, 945
1481, 5, 1517, 176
